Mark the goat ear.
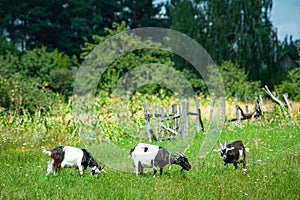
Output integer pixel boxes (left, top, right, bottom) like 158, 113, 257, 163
213, 149, 220, 152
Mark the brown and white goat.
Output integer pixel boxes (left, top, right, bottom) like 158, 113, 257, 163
217, 140, 248, 170
43, 146, 105, 176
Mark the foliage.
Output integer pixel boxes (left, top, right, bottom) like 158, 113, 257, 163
0, 36, 19, 55
207, 61, 261, 99
17, 47, 77, 80
80, 21, 179, 96
0, 47, 77, 111
48, 68, 75, 98
1, 0, 299, 115
168, 0, 286, 87
0, 0, 167, 56
178, 67, 208, 96
0, 82, 10, 109
0, 74, 64, 113
118, 0, 168, 28
275, 67, 300, 101
1, 0, 298, 93
0, 51, 20, 76
169, 0, 199, 40
275, 47, 300, 101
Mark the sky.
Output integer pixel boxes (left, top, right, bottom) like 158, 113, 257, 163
271, 0, 300, 41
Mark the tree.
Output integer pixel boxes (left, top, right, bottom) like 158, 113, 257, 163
168, 0, 285, 89
80, 21, 187, 97
168, 0, 208, 94
0, 0, 169, 57
120, 0, 168, 28
0, 0, 123, 56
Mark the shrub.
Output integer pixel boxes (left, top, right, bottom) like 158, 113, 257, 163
207, 61, 261, 99
0, 47, 78, 111
275, 67, 300, 101
275, 46, 300, 101
0, 74, 64, 113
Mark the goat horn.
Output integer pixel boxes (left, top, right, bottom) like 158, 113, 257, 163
178, 152, 184, 157
183, 144, 191, 154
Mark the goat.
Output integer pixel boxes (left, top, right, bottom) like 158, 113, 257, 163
43, 146, 105, 176
128, 143, 191, 177
217, 140, 247, 170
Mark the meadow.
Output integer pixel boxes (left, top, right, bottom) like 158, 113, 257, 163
0, 98, 299, 200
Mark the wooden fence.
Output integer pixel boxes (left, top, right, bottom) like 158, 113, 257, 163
143, 91, 292, 140
144, 99, 204, 141
209, 96, 264, 123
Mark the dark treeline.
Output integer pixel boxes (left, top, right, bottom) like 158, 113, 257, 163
0, 0, 299, 112
0, 0, 168, 56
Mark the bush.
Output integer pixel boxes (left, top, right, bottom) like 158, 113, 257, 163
275, 67, 300, 101
275, 46, 300, 101
0, 74, 64, 113
0, 36, 19, 55
17, 47, 78, 97
48, 68, 75, 98
207, 61, 261, 99
0, 47, 78, 111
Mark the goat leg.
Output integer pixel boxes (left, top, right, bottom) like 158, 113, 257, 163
233, 162, 238, 170
160, 168, 163, 176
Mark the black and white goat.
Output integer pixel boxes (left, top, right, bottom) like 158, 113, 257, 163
216, 140, 248, 170
43, 146, 105, 176
128, 143, 191, 177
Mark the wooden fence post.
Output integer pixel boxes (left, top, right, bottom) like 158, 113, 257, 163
166, 107, 170, 139
143, 102, 152, 141
152, 110, 158, 140
195, 98, 200, 132
244, 96, 248, 122
235, 95, 241, 124
172, 104, 178, 132
210, 98, 215, 126
180, 102, 188, 138
159, 104, 165, 140
196, 98, 204, 133
259, 95, 264, 117
180, 102, 185, 137
198, 108, 204, 133
222, 96, 226, 122
185, 101, 189, 137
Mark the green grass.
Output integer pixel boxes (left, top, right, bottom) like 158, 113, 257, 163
0, 120, 299, 200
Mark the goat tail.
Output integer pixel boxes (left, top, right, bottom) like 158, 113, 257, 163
42, 148, 51, 156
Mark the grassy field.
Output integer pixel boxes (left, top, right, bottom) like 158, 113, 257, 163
1, 112, 299, 200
